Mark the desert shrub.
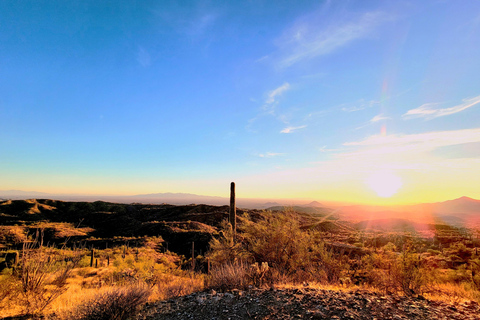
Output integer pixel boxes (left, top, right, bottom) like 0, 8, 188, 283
208, 210, 348, 286
394, 250, 429, 295
362, 251, 397, 293
72, 285, 151, 320
156, 273, 204, 299
447, 243, 472, 264
315, 244, 349, 283
470, 258, 480, 290
78, 253, 94, 268
16, 237, 80, 316
0, 275, 21, 311
208, 220, 250, 265
109, 248, 175, 285
364, 245, 434, 296
240, 211, 307, 273
0, 226, 27, 244
208, 261, 253, 290
244, 211, 351, 283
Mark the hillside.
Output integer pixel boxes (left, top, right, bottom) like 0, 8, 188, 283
0, 199, 328, 257
0, 198, 474, 256
0, 199, 236, 256
2, 198, 480, 319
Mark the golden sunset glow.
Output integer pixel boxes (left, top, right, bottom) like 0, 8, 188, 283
365, 171, 403, 198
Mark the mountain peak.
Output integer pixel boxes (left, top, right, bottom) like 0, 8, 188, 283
446, 196, 480, 204
305, 201, 324, 207
458, 196, 476, 201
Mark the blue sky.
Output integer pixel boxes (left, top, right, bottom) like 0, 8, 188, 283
1, 0, 480, 204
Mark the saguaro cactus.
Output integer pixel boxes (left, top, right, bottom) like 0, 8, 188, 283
229, 182, 236, 238
191, 241, 195, 271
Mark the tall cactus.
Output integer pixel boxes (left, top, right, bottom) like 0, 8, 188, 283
229, 182, 236, 239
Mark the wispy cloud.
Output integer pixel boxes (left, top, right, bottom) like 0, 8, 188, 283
259, 152, 284, 158
260, 82, 291, 115
265, 83, 291, 105
318, 145, 340, 153
341, 99, 379, 112
403, 95, 480, 119
342, 106, 366, 112
276, 11, 389, 68
247, 83, 291, 132
343, 128, 480, 156
281, 125, 307, 134
352, 111, 389, 130
370, 114, 390, 123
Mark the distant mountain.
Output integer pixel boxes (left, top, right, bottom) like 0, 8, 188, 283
0, 190, 52, 199
266, 205, 337, 219
427, 196, 480, 214
338, 196, 480, 228
2, 189, 478, 216
132, 192, 225, 200
263, 202, 282, 207
303, 201, 324, 207
341, 196, 480, 215
127, 192, 228, 205
0, 190, 288, 209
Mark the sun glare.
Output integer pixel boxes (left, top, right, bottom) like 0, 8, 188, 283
366, 171, 403, 198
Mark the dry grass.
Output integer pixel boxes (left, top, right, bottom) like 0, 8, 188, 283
30, 222, 94, 238
0, 225, 28, 245
66, 285, 151, 320
155, 273, 205, 300
208, 261, 272, 290
424, 282, 480, 303
47, 283, 108, 318
35, 270, 205, 319
208, 262, 252, 290
0, 243, 207, 319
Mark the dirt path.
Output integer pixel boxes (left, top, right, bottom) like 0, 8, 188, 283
137, 287, 480, 320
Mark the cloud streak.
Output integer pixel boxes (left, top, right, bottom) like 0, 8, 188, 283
370, 114, 390, 123
403, 95, 480, 119
259, 152, 284, 158
276, 11, 388, 68
343, 127, 480, 157
281, 125, 307, 134
265, 82, 290, 104
259, 83, 291, 116
247, 83, 291, 132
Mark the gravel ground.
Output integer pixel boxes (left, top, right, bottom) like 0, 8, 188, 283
136, 287, 480, 320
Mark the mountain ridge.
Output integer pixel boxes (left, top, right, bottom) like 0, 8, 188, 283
0, 189, 479, 211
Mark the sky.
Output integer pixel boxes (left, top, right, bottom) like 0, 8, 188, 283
1, 0, 480, 205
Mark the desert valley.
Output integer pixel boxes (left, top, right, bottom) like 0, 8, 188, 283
1, 194, 480, 319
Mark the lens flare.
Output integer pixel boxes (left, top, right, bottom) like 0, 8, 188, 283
366, 171, 402, 198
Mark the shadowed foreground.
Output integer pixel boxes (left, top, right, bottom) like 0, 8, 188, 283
137, 287, 480, 320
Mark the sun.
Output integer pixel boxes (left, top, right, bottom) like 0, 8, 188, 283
366, 171, 403, 198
